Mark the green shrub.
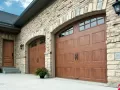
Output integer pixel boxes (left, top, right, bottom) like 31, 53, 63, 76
0, 68, 2, 73
35, 67, 48, 77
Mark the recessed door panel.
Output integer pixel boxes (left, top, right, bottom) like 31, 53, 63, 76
3, 40, 14, 67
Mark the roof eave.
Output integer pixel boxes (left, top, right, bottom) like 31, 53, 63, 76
14, 0, 55, 28
0, 23, 20, 34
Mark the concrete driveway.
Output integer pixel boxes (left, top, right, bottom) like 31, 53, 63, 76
0, 74, 117, 90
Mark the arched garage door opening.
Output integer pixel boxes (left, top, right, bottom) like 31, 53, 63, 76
28, 36, 45, 74
55, 14, 107, 83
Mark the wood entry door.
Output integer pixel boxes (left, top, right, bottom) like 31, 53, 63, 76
29, 37, 45, 74
3, 40, 14, 67
55, 15, 107, 83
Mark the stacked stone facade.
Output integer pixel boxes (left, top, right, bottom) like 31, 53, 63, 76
5, 0, 118, 87
106, 0, 120, 87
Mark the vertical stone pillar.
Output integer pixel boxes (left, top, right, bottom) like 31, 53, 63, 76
106, 0, 120, 87
45, 32, 54, 77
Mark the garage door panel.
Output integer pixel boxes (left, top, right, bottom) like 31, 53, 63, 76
30, 67, 37, 74
78, 35, 90, 46
78, 52, 84, 61
29, 37, 45, 74
56, 67, 64, 77
92, 68, 107, 82
58, 42, 64, 49
64, 53, 74, 63
57, 39, 74, 49
68, 39, 74, 48
77, 51, 92, 63
83, 51, 92, 62
64, 67, 75, 78
79, 68, 85, 79
75, 68, 80, 78
92, 49, 106, 62
81, 61, 106, 68
84, 68, 91, 79
88, 24, 106, 33
56, 15, 107, 83
92, 43, 106, 50
56, 54, 64, 67
92, 31, 105, 44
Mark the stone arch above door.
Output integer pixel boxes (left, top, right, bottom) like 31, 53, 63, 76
26, 35, 45, 45
49, 0, 108, 34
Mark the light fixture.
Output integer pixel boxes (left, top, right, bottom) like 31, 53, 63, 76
113, 0, 120, 15
20, 44, 24, 50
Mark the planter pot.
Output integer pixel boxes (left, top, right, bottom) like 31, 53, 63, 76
40, 75, 45, 79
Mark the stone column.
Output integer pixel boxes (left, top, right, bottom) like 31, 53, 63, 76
45, 32, 54, 77
106, 0, 120, 87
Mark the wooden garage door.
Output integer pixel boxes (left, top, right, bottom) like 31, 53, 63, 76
29, 37, 45, 74
55, 15, 107, 83
3, 40, 14, 67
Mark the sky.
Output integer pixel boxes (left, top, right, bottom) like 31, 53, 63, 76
0, 0, 33, 16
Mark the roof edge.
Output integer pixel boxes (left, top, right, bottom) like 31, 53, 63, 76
14, 0, 55, 28
14, 0, 37, 24
0, 23, 20, 34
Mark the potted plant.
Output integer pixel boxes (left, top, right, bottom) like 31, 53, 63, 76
35, 67, 48, 79
0, 68, 2, 73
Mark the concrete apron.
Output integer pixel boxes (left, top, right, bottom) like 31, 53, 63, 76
0, 74, 117, 90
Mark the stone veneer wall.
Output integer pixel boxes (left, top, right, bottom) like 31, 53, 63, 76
15, 0, 120, 87
0, 32, 16, 66
106, 0, 120, 87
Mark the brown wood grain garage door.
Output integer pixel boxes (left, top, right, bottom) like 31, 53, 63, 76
3, 40, 14, 67
29, 37, 45, 74
55, 15, 107, 83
